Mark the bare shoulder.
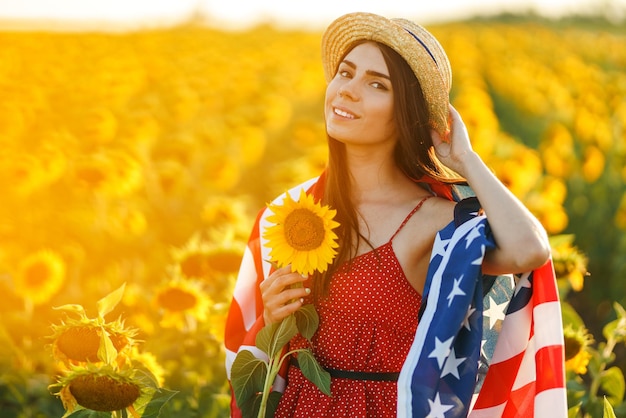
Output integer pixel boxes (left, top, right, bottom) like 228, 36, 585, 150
395, 195, 455, 248
422, 195, 456, 232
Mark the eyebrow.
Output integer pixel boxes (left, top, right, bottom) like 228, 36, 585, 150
342, 59, 391, 80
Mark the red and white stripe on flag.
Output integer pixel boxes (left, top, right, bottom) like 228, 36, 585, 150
470, 261, 567, 417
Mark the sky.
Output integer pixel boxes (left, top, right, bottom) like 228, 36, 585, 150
0, 0, 623, 31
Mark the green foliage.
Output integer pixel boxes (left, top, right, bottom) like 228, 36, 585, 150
295, 350, 331, 397
294, 304, 320, 341
566, 302, 626, 417
97, 283, 127, 319
231, 305, 330, 417
606, 397, 618, 418
231, 351, 268, 407
256, 315, 298, 359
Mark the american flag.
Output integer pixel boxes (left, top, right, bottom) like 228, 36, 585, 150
398, 198, 567, 417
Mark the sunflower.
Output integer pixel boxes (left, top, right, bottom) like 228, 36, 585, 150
201, 195, 251, 237
1, 152, 46, 196
550, 235, 589, 292
50, 363, 155, 417
170, 234, 212, 280
73, 151, 142, 198
154, 276, 212, 330
204, 155, 241, 192
79, 107, 118, 146
14, 249, 66, 305
50, 283, 138, 365
204, 240, 245, 277
50, 317, 137, 365
263, 189, 339, 276
107, 206, 148, 239
563, 324, 594, 375
153, 159, 189, 195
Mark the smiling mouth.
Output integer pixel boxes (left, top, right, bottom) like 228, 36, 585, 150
333, 107, 356, 119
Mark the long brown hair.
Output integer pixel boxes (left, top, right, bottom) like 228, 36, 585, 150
313, 41, 463, 298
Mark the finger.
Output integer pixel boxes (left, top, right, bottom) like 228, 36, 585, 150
260, 266, 302, 291
430, 129, 443, 146
272, 270, 309, 291
265, 299, 304, 324
265, 282, 311, 308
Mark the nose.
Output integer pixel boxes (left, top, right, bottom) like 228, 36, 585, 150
337, 80, 359, 101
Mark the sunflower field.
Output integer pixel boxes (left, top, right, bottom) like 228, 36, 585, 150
0, 14, 625, 418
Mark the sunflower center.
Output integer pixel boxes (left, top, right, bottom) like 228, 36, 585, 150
56, 326, 129, 362
76, 166, 106, 187
24, 261, 51, 287
207, 250, 242, 274
564, 335, 583, 361
69, 374, 140, 411
283, 208, 325, 251
157, 288, 197, 311
180, 253, 210, 278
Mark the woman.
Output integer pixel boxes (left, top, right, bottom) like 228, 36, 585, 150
225, 12, 560, 417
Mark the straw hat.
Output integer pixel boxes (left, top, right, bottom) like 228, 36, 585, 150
321, 12, 452, 135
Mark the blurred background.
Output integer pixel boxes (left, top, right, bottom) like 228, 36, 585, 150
1, 0, 625, 417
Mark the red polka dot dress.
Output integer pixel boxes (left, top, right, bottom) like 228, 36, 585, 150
275, 197, 431, 418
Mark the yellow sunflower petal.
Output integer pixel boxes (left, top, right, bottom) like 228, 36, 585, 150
263, 189, 340, 276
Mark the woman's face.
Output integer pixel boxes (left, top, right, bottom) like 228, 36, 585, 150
325, 42, 397, 149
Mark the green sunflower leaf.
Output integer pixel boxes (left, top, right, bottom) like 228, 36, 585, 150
265, 391, 283, 418
602, 302, 626, 344
296, 350, 331, 396
567, 403, 581, 418
599, 366, 625, 407
295, 304, 319, 341
97, 328, 117, 365
561, 301, 585, 329
603, 396, 617, 418
231, 350, 268, 408
52, 304, 87, 319
97, 283, 126, 319
136, 387, 179, 417
240, 392, 262, 418
257, 314, 297, 358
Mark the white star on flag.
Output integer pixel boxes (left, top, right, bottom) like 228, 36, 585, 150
428, 336, 454, 368
426, 393, 455, 418
447, 276, 466, 307
471, 244, 485, 265
464, 224, 484, 249
441, 347, 467, 379
480, 336, 488, 357
484, 295, 508, 329
514, 273, 532, 296
462, 306, 476, 330
432, 233, 451, 259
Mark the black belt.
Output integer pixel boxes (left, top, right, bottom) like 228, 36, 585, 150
290, 357, 400, 382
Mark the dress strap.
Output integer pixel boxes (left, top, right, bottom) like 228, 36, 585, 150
389, 195, 434, 242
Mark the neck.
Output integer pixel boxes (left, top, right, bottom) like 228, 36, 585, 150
346, 148, 407, 201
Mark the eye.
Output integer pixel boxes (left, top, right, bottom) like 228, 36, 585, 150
338, 69, 352, 79
371, 81, 388, 90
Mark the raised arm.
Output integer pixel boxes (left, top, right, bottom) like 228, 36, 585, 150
431, 105, 551, 275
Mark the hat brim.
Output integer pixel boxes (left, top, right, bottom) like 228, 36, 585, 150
321, 12, 450, 135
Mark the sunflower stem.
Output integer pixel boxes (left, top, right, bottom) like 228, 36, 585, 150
589, 336, 617, 403
258, 349, 283, 418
